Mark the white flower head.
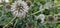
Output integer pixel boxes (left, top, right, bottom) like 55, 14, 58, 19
44, 2, 53, 9
36, 14, 45, 23
11, 0, 29, 18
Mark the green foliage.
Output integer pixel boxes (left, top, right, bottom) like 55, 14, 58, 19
0, 0, 60, 28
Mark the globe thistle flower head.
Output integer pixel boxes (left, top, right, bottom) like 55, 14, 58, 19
11, 0, 29, 18
44, 2, 53, 9
26, 22, 33, 28
5, 4, 11, 11
38, 14, 45, 19
36, 14, 45, 23
25, 0, 32, 7
47, 16, 55, 23
5, 4, 11, 9
26, 1, 31, 7
48, 16, 54, 21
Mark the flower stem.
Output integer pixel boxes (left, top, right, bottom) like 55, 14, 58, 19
34, 20, 37, 28
3, 16, 16, 28
31, 9, 45, 15
13, 19, 18, 28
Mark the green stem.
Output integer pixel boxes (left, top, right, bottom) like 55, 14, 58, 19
13, 19, 18, 28
31, 9, 45, 15
34, 21, 37, 28
3, 16, 16, 28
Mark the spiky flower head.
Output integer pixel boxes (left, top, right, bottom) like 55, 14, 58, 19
44, 2, 53, 9
26, 22, 33, 28
36, 14, 45, 23
48, 16, 54, 22
11, 0, 29, 18
5, 4, 11, 9
46, 16, 56, 23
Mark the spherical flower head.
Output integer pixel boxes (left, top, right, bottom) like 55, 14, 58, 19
48, 16, 54, 22
11, 0, 29, 18
39, 14, 45, 19
44, 2, 53, 9
5, 4, 11, 9
5, 4, 11, 12
26, 22, 33, 28
46, 15, 58, 23
36, 14, 45, 23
